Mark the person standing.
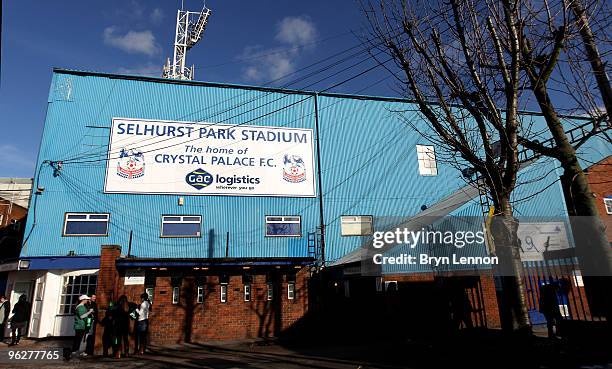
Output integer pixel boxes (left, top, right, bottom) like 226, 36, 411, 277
134, 293, 151, 355
72, 295, 94, 356
9, 295, 30, 346
112, 295, 130, 358
0, 296, 9, 342
85, 294, 99, 355
540, 283, 562, 338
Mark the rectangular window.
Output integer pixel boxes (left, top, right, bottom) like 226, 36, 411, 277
172, 286, 180, 304
287, 283, 295, 300
197, 286, 204, 303
341, 216, 373, 236
244, 284, 251, 302
384, 280, 398, 292
63, 213, 109, 236
145, 287, 154, 304
220, 285, 228, 303
604, 198, 612, 215
416, 145, 438, 176
59, 274, 98, 314
265, 216, 301, 237
161, 215, 201, 237
267, 282, 274, 301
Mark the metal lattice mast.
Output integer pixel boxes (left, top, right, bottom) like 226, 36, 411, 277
162, 5, 212, 80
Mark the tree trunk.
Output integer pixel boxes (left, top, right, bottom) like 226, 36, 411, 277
530, 81, 612, 277
562, 163, 612, 322
491, 198, 532, 334
570, 0, 612, 124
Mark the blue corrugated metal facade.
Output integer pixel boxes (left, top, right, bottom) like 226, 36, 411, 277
21, 69, 612, 266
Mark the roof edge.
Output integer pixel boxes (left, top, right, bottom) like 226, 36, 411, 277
52, 68, 595, 120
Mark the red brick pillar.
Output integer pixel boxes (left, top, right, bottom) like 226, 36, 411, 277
94, 245, 122, 355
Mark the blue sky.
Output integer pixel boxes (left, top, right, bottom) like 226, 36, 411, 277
1, 0, 394, 178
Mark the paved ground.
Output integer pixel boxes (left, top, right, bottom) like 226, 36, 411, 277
0, 329, 610, 369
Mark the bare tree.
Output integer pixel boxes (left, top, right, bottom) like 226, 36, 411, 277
517, 0, 612, 319
362, 0, 533, 333
569, 0, 612, 122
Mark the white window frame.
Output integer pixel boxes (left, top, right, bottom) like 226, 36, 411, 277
58, 274, 98, 314
267, 282, 274, 301
287, 283, 295, 300
160, 215, 202, 238
63, 213, 110, 236
145, 287, 154, 304
384, 280, 398, 292
244, 284, 251, 302
197, 286, 204, 303
220, 284, 228, 303
172, 286, 180, 304
341, 215, 373, 236
416, 145, 438, 176
265, 216, 301, 237
604, 198, 612, 215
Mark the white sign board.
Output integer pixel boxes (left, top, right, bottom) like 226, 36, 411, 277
104, 118, 316, 197
124, 269, 145, 285
517, 222, 570, 261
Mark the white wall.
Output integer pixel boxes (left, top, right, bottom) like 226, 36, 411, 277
5, 269, 99, 338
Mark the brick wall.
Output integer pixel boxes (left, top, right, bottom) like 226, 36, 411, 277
95, 246, 310, 351
383, 271, 501, 328
586, 155, 612, 242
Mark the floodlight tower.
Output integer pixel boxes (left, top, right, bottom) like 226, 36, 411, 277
162, 3, 212, 80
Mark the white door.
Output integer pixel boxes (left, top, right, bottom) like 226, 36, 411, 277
29, 276, 45, 337
10, 281, 33, 337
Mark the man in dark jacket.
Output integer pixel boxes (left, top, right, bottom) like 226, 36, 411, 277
9, 295, 30, 346
0, 296, 9, 342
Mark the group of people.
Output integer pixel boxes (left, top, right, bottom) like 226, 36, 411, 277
0, 294, 31, 346
73, 292, 151, 358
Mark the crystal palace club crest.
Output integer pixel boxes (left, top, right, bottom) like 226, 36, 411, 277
117, 148, 145, 179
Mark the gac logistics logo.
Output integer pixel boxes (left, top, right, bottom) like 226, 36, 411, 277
282, 154, 306, 183
116, 148, 145, 179
186, 168, 214, 190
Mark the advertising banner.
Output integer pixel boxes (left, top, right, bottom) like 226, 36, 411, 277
104, 118, 316, 197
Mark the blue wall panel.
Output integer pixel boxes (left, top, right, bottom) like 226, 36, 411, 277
21, 69, 611, 264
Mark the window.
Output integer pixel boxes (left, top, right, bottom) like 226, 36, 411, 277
605, 198, 612, 215
161, 215, 201, 237
287, 283, 295, 300
344, 280, 350, 298
267, 282, 274, 300
341, 216, 373, 236
197, 286, 205, 303
376, 277, 383, 292
265, 216, 301, 237
172, 286, 180, 304
220, 285, 228, 303
384, 280, 398, 292
244, 284, 251, 301
63, 213, 109, 236
59, 274, 98, 314
145, 287, 154, 304
416, 145, 438, 176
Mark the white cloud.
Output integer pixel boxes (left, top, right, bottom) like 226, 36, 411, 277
117, 63, 161, 77
103, 26, 160, 56
240, 46, 297, 83
275, 16, 317, 46
240, 16, 317, 83
150, 8, 164, 24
